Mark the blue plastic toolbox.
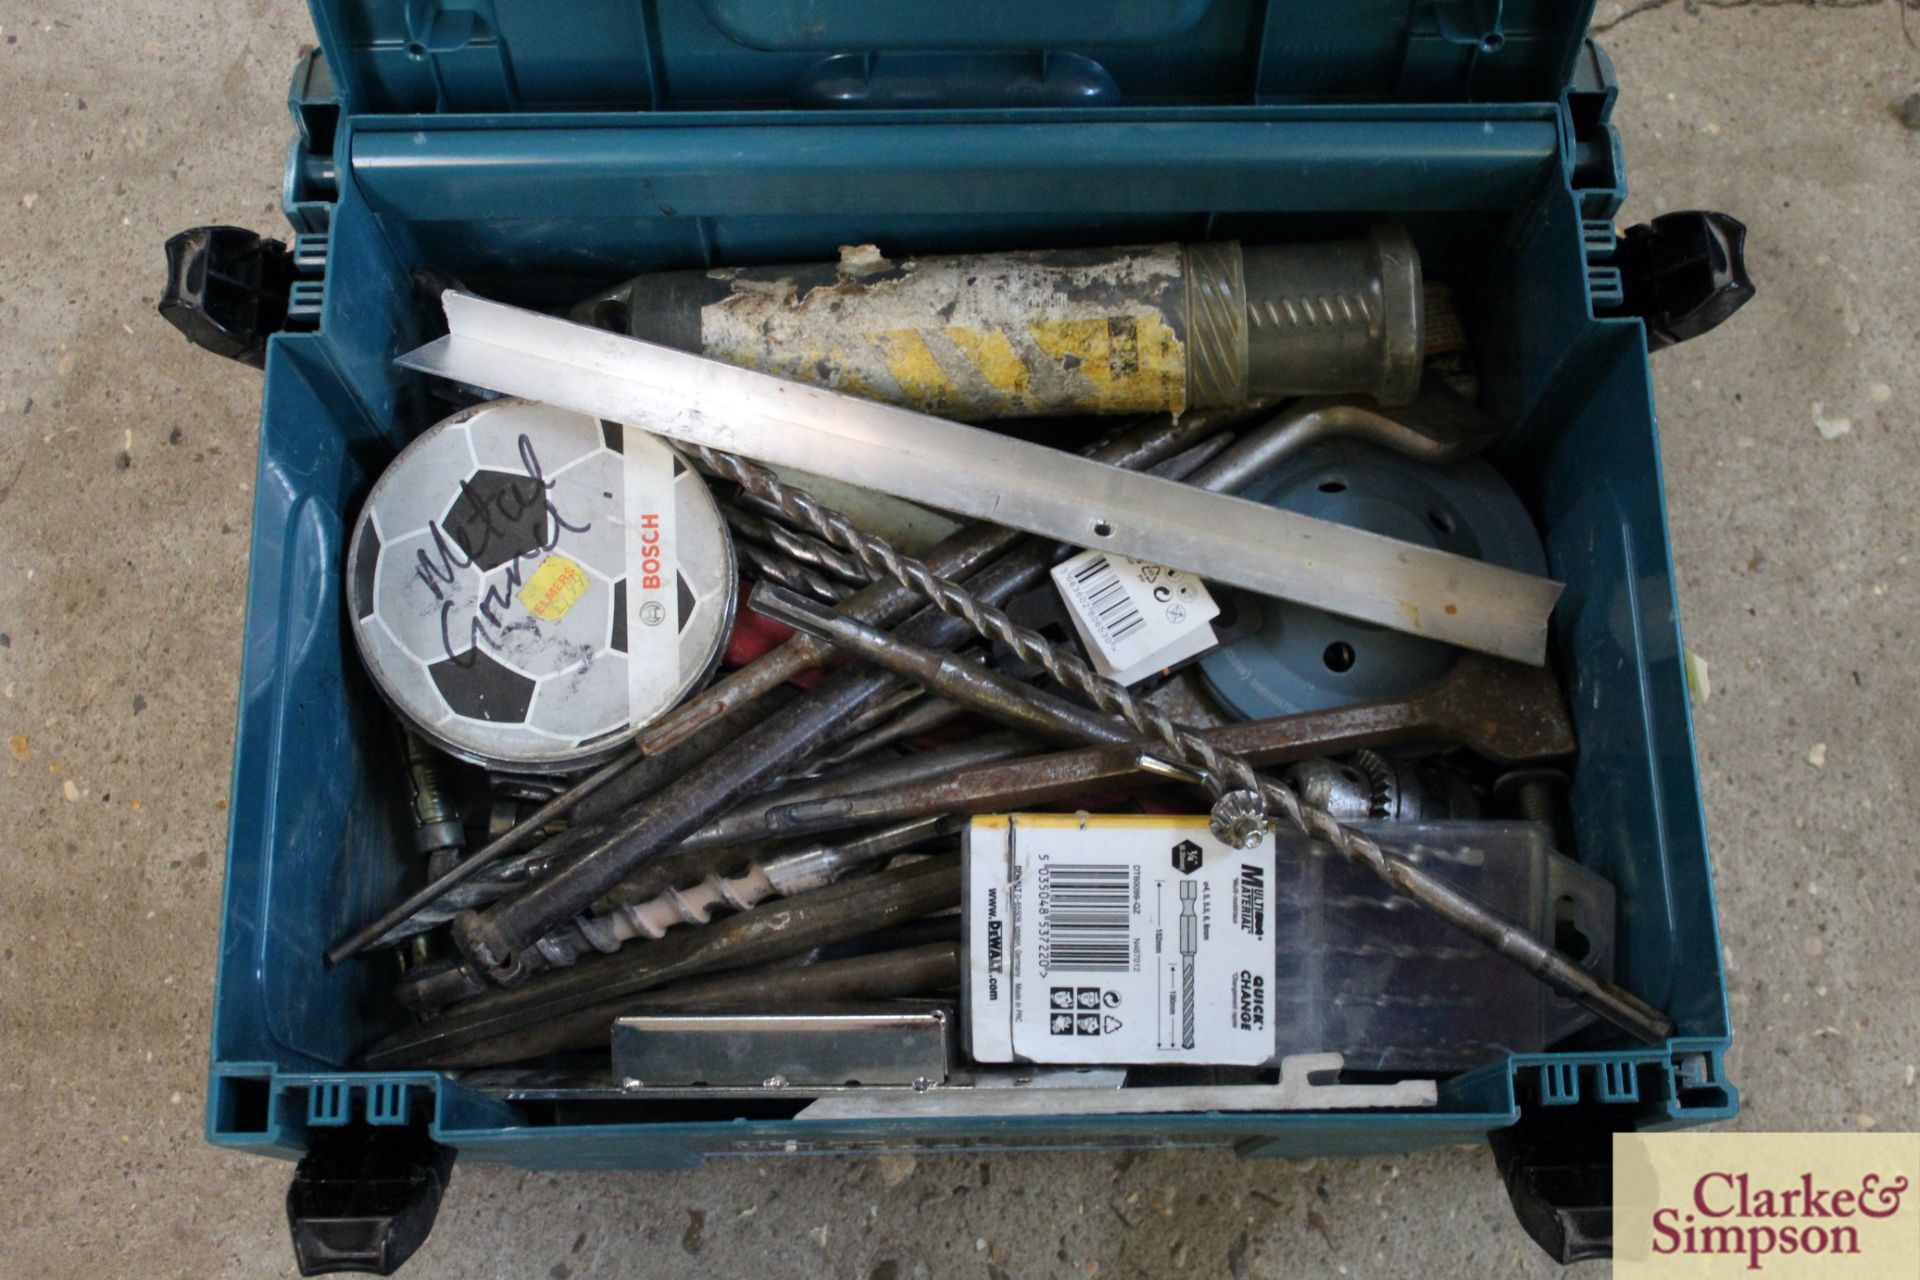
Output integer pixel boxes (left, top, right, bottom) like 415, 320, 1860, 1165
175, 0, 1748, 1270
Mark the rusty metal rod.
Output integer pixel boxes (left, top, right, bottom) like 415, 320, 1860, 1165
367, 854, 961, 1068
750, 582, 1670, 1044
761, 652, 1576, 839
449, 544, 1058, 982
666, 730, 1032, 860
420, 941, 961, 1069
324, 752, 638, 966
324, 687, 798, 966
792, 694, 972, 776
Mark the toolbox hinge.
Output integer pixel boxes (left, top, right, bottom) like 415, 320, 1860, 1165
1561, 41, 1624, 220
286, 49, 339, 234
287, 1083, 456, 1276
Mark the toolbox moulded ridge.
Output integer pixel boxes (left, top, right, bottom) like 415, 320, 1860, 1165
194, 0, 1742, 1269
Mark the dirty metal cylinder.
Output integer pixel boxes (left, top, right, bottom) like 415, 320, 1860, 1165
398, 730, 465, 862
572, 229, 1423, 419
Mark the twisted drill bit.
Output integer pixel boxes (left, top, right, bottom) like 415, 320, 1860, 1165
733, 536, 853, 603
723, 503, 875, 585
577, 816, 956, 950
683, 443, 1674, 1046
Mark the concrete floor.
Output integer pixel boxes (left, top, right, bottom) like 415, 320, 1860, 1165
2, 2, 1916, 1276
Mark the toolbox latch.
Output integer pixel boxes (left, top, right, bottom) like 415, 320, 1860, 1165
286, 1116, 457, 1275
1486, 1102, 1623, 1263
1607, 211, 1754, 352
158, 226, 297, 369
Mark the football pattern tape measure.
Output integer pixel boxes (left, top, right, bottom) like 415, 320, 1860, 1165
346, 398, 735, 772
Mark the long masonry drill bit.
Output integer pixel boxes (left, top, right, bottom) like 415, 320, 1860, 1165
635, 407, 1253, 756
753, 652, 1575, 843
702, 456, 1672, 1046
791, 694, 970, 777
665, 731, 1032, 858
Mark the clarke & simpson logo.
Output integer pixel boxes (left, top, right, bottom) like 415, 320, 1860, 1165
1614, 1133, 1919, 1278
1649, 1170, 1907, 1269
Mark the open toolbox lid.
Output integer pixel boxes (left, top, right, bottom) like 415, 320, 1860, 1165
308, 0, 1601, 114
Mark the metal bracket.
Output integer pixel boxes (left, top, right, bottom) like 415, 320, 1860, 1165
793, 1053, 1435, 1120
611, 1008, 954, 1090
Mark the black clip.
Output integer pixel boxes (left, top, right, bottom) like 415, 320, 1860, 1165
286, 1115, 457, 1275
1611, 211, 1754, 352
1488, 1104, 1622, 1263
158, 225, 296, 369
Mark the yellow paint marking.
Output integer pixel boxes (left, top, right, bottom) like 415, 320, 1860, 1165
1027, 315, 1186, 413
875, 329, 963, 412
944, 327, 1031, 399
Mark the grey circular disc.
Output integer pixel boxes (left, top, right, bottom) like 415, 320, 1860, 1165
346, 398, 735, 772
1197, 438, 1545, 720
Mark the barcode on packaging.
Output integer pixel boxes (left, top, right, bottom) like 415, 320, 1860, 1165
1064, 557, 1145, 646
1044, 863, 1132, 973
1051, 550, 1221, 686
965, 815, 1276, 1065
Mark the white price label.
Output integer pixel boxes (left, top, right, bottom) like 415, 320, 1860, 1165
1052, 551, 1220, 685
966, 816, 1276, 1066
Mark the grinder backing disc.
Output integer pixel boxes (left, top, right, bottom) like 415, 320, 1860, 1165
346, 398, 734, 772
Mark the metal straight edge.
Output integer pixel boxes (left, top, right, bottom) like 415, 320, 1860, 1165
793, 1054, 1435, 1120
611, 1010, 953, 1089
397, 293, 1560, 664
